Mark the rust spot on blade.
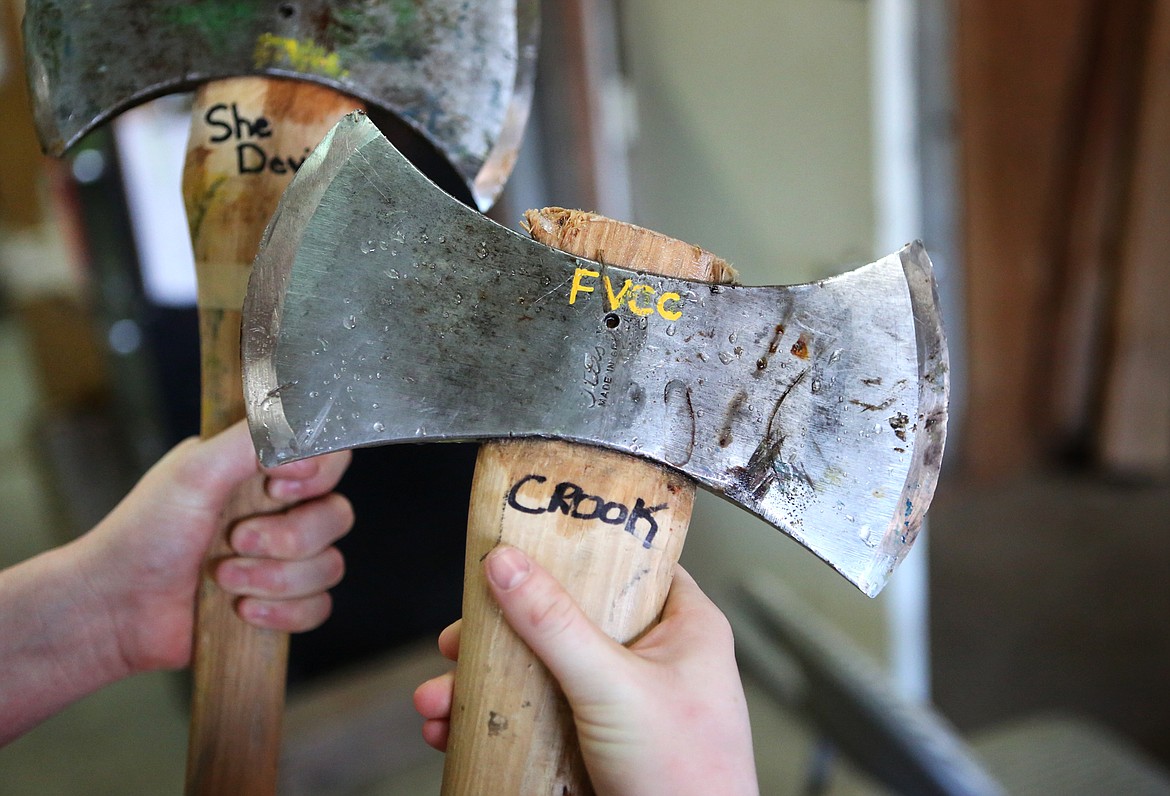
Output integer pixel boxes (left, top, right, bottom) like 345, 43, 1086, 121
889, 412, 911, 442
790, 334, 810, 359
767, 323, 786, 354
719, 390, 749, 448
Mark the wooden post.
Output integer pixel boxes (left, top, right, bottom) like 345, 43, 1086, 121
1044, 0, 1150, 452
1098, 0, 1170, 476
957, 0, 1098, 476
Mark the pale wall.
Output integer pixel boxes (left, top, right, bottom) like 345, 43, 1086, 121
618, 0, 890, 655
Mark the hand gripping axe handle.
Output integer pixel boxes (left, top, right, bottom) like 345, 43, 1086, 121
443, 210, 737, 795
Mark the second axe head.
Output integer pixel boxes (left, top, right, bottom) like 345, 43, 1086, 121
23, 0, 538, 209
243, 113, 950, 597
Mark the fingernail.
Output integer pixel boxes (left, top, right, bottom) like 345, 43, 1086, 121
486, 546, 531, 591
242, 600, 271, 622
267, 478, 302, 500
233, 526, 262, 556
218, 562, 247, 590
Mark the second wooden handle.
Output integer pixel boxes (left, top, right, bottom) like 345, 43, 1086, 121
441, 209, 737, 795
182, 77, 361, 795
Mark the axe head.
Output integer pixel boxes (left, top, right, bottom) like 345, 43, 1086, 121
243, 113, 950, 597
23, 0, 538, 210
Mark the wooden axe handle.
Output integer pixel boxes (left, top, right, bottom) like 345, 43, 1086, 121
181, 77, 360, 796
442, 209, 737, 794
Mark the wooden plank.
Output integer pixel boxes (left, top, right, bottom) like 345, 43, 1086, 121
1098, 0, 1170, 476
956, 0, 1098, 477
1044, 0, 1151, 453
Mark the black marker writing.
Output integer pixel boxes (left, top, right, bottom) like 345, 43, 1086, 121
507, 474, 668, 548
204, 103, 272, 143
203, 103, 310, 176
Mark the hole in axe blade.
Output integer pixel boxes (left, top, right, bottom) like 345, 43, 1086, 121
604, 312, 621, 329
278, 3, 296, 19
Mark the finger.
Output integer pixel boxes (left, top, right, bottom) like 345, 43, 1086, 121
659, 565, 713, 616
635, 565, 734, 659
655, 565, 721, 635
420, 718, 450, 752
236, 592, 333, 633
265, 449, 352, 502
216, 547, 345, 600
438, 620, 461, 662
413, 671, 456, 720
230, 494, 354, 559
484, 546, 628, 703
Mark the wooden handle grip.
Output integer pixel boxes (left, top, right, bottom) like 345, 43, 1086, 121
441, 210, 736, 795
181, 77, 361, 796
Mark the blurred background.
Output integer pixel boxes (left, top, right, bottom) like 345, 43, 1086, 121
1, 0, 1168, 793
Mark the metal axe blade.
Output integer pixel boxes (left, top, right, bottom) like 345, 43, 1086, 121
22, 0, 538, 210
243, 112, 949, 596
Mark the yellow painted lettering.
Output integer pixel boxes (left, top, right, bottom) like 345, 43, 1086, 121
628, 284, 655, 317
604, 276, 632, 310
570, 268, 599, 304
657, 292, 683, 321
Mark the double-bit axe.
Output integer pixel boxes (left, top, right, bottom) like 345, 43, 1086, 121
23, 2, 538, 792
242, 113, 950, 793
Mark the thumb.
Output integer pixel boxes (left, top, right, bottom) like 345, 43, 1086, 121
484, 546, 629, 704
188, 420, 265, 489
151, 420, 262, 510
